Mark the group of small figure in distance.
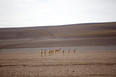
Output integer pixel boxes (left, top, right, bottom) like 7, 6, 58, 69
40, 48, 76, 57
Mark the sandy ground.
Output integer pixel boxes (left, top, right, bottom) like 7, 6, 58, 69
0, 51, 116, 77
0, 22, 116, 77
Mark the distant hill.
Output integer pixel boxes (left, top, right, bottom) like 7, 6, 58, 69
0, 22, 116, 40
0, 22, 116, 49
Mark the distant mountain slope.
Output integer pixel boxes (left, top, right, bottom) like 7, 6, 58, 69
0, 22, 116, 49
0, 22, 116, 40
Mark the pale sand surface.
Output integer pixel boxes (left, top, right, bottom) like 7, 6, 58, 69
0, 51, 116, 77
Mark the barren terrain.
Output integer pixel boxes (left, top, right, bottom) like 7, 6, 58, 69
0, 22, 116, 49
0, 22, 116, 77
0, 51, 116, 77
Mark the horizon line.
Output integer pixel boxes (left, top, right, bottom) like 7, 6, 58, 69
0, 21, 116, 29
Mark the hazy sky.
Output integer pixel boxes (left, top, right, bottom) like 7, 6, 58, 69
0, 0, 116, 28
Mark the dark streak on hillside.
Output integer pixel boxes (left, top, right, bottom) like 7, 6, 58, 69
0, 22, 116, 49
42, 29, 54, 37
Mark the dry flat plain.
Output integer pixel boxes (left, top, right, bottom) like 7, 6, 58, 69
0, 51, 116, 77
0, 22, 116, 77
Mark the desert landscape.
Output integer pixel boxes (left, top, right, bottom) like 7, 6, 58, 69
0, 22, 116, 77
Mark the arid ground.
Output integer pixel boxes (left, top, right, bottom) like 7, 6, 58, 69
0, 51, 116, 77
0, 22, 116, 77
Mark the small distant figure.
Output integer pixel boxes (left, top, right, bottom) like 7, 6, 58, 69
44, 49, 46, 56
59, 48, 61, 51
55, 48, 61, 54
49, 50, 51, 56
40, 50, 43, 57
50, 50, 52, 55
51, 50, 54, 55
74, 49, 76, 54
62, 49, 64, 55
68, 49, 70, 54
